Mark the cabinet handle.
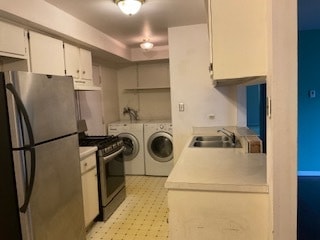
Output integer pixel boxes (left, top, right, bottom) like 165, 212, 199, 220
84, 163, 88, 167
82, 70, 86, 74
77, 69, 80, 73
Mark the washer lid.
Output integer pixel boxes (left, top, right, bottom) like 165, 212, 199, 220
147, 132, 173, 162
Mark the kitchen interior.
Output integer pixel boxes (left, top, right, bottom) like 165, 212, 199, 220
0, 0, 298, 240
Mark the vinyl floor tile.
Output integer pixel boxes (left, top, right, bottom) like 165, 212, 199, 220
86, 176, 169, 240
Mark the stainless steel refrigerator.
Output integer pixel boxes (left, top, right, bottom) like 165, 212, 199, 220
0, 71, 86, 240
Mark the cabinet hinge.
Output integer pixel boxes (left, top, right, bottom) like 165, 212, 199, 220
209, 63, 214, 79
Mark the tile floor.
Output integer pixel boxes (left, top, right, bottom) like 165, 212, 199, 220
86, 176, 169, 240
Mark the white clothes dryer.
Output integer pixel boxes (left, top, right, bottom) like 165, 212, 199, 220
108, 121, 145, 175
144, 121, 173, 176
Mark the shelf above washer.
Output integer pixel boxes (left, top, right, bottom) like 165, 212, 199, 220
123, 87, 170, 93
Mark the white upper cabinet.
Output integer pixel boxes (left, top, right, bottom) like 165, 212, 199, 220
28, 31, 65, 76
64, 43, 94, 89
0, 21, 27, 58
208, 0, 267, 82
79, 48, 93, 81
64, 43, 80, 79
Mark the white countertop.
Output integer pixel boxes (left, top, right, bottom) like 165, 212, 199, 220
165, 135, 268, 193
79, 146, 98, 159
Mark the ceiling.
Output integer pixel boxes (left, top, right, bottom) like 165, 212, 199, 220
45, 0, 207, 49
40, 0, 320, 64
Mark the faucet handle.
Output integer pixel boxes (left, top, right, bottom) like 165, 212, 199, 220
217, 128, 236, 144
222, 128, 233, 134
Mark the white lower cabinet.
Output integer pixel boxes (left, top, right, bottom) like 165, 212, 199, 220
168, 190, 269, 240
80, 153, 99, 227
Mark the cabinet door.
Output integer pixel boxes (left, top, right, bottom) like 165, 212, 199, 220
81, 168, 99, 227
64, 43, 80, 79
0, 21, 26, 57
209, 0, 267, 80
79, 48, 93, 80
81, 153, 99, 227
29, 31, 65, 75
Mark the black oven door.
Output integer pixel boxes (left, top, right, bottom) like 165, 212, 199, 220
99, 146, 125, 207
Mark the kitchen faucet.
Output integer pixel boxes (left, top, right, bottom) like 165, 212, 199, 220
217, 128, 236, 145
123, 107, 138, 122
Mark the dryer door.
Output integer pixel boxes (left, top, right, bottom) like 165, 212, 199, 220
119, 133, 139, 161
147, 132, 173, 162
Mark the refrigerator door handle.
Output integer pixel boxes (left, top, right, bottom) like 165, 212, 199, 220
19, 147, 36, 213
6, 83, 36, 213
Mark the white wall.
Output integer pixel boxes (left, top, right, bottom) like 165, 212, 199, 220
99, 65, 120, 127
77, 64, 120, 135
117, 62, 171, 121
0, 57, 28, 72
168, 24, 238, 160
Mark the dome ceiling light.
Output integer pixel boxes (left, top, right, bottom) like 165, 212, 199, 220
114, 0, 145, 16
140, 40, 154, 50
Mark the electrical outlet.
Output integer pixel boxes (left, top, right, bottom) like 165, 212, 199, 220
309, 90, 316, 98
208, 114, 215, 120
179, 103, 184, 112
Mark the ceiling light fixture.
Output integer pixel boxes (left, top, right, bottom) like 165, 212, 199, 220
114, 0, 145, 16
140, 40, 154, 50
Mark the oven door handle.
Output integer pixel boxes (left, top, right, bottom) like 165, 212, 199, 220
102, 146, 125, 163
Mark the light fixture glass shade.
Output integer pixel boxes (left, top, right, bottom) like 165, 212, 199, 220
140, 41, 154, 50
116, 0, 143, 15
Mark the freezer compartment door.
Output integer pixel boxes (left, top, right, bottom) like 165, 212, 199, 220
5, 71, 77, 146
16, 134, 85, 240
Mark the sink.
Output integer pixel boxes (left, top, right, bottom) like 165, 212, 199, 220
189, 136, 242, 148
192, 141, 235, 148
195, 136, 229, 142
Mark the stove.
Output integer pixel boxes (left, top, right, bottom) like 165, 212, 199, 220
79, 135, 123, 156
79, 134, 126, 221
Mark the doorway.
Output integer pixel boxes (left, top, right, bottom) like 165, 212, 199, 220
246, 84, 266, 153
297, 0, 320, 239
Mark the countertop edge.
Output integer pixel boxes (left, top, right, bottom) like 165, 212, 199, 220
165, 181, 269, 193
79, 146, 98, 159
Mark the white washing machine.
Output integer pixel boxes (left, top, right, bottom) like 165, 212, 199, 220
108, 121, 145, 175
144, 121, 173, 176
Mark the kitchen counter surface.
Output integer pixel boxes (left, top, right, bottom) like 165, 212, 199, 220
165, 135, 268, 193
79, 146, 97, 159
